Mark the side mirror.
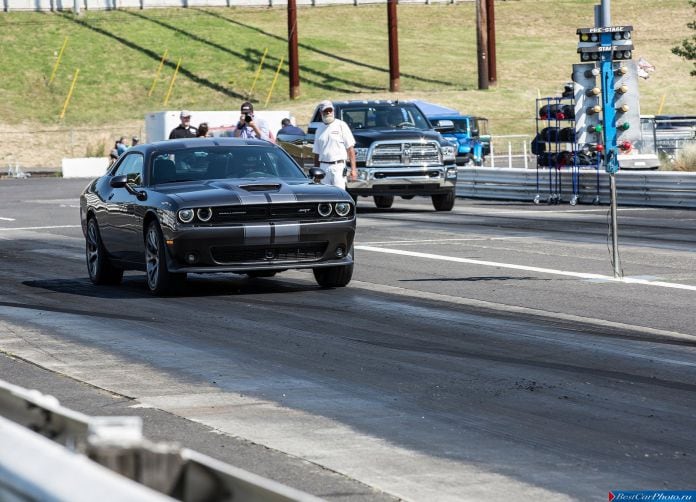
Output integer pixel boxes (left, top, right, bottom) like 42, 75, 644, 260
433, 119, 454, 133
309, 167, 325, 181
470, 128, 480, 137
110, 175, 147, 200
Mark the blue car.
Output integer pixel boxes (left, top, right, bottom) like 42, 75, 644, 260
427, 114, 491, 166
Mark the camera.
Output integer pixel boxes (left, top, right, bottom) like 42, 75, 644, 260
244, 114, 252, 123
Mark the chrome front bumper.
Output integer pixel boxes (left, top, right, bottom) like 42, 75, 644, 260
347, 166, 457, 195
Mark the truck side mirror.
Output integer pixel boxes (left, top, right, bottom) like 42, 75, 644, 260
433, 119, 454, 132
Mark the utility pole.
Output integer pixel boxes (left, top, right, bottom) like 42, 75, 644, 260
387, 0, 400, 92
288, 0, 300, 100
485, 0, 496, 85
476, 0, 489, 90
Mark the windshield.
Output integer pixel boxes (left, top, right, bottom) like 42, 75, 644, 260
339, 104, 432, 131
149, 145, 306, 184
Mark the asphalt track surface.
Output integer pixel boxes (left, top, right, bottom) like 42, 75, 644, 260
1, 178, 695, 501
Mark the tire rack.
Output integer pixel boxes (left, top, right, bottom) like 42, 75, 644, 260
534, 96, 605, 205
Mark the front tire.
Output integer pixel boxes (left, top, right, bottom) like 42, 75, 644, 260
145, 221, 186, 295
431, 191, 455, 211
373, 195, 394, 208
313, 263, 353, 288
85, 218, 123, 285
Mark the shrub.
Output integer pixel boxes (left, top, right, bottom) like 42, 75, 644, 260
673, 143, 696, 171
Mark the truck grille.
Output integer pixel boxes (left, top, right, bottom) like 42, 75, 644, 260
370, 141, 441, 167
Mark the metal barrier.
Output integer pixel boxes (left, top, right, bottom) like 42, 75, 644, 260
457, 168, 696, 208
0, 379, 321, 502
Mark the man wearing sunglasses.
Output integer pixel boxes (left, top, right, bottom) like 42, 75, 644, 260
312, 100, 357, 189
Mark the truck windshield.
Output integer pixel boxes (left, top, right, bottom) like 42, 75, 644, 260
339, 105, 431, 131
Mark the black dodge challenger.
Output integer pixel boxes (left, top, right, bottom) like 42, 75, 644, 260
80, 138, 356, 294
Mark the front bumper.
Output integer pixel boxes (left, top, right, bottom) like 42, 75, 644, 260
347, 166, 457, 196
162, 219, 355, 273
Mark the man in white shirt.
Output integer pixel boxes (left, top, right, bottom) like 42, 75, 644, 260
312, 100, 357, 190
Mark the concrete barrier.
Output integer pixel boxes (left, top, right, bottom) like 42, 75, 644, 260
61, 157, 110, 179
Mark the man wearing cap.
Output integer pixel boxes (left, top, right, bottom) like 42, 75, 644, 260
169, 111, 198, 139
131, 136, 140, 147
312, 100, 356, 190
233, 101, 273, 142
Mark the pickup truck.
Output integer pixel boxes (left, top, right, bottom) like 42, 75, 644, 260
426, 114, 491, 166
277, 100, 458, 211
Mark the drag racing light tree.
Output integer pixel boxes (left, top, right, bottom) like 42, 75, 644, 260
572, 63, 603, 163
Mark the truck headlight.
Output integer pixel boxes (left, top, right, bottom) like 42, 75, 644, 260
357, 168, 368, 181
354, 148, 368, 162
446, 167, 458, 179
441, 145, 456, 162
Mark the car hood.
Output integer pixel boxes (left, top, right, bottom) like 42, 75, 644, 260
154, 179, 348, 206
352, 129, 443, 145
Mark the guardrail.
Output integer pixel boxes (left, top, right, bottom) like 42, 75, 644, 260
457, 168, 696, 208
0, 379, 320, 502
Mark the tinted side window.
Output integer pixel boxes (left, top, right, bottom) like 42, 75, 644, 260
114, 153, 144, 186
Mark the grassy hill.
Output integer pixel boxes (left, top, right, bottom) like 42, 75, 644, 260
0, 0, 693, 167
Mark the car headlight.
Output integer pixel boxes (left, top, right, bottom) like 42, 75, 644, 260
335, 202, 351, 216
354, 147, 368, 162
446, 167, 458, 178
197, 207, 212, 222
441, 145, 456, 162
318, 203, 332, 217
178, 208, 194, 223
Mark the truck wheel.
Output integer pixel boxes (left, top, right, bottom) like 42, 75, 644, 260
373, 195, 394, 208
431, 192, 455, 211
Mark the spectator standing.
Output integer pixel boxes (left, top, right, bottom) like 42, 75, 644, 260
196, 122, 210, 138
233, 101, 274, 142
116, 136, 129, 155
169, 111, 198, 139
312, 100, 356, 190
277, 117, 304, 136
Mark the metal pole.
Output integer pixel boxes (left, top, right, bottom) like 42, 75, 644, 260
485, 0, 496, 85
609, 173, 620, 277
476, 0, 488, 90
288, 0, 300, 99
601, 0, 611, 26
387, 0, 400, 92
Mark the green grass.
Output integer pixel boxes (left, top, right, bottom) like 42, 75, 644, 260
0, 0, 693, 138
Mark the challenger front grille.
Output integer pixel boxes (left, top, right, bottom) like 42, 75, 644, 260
369, 141, 441, 167
211, 243, 328, 263
213, 203, 336, 223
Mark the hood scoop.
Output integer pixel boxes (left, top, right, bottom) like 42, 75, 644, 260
239, 183, 282, 192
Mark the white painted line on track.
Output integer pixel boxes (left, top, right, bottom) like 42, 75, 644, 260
0, 225, 81, 231
361, 236, 526, 245
0, 217, 15, 221
356, 245, 696, 292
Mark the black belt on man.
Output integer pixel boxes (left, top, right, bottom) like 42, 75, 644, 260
320, 160, 345, 164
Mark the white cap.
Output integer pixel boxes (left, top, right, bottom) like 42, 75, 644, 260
180, 110, 191, 118
318, 100, 334, 113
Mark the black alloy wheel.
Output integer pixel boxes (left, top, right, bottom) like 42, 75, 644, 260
86, 218, 123, 285
431, 191, 456, 211
145, 221, 186, 295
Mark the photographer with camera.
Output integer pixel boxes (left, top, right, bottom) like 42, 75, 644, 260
233, 101, 274, 142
